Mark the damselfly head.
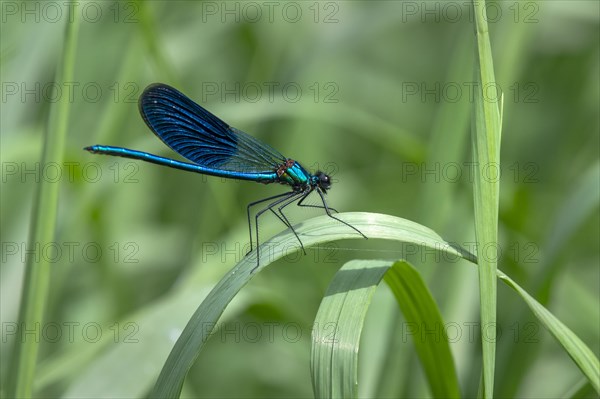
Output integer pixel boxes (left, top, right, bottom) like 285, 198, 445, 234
315, 171, 331, 192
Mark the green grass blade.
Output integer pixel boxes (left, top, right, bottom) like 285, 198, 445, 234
497, 270, 600, 394
563, 379, 596, 399
6, 7, 80, 398
311, 260, 390, 398
496, 161, 600, 396
310, 259, 460, 399
384, 261, 461, 398
471, 1, 502, 397
149, 212, 597, 398
150, 212, 475, 398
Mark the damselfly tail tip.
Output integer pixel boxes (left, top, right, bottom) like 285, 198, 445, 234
84, 145, 98, 153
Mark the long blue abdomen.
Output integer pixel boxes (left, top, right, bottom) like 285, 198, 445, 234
85, 145, 278, 183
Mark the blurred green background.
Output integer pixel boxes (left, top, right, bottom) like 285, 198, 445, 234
1, 1, 598, 397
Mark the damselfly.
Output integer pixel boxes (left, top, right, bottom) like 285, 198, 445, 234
85, 83, 366, 270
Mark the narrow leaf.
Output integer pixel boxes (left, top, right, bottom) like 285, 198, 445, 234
471, 1, 502, 397
7, 8, 80, 398
385, 261, 461, 398
497, 270, 600, 394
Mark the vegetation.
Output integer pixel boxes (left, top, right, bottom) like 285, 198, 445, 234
1, 1, 598, 397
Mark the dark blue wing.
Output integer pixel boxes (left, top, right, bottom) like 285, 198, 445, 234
138, 83, 286, 174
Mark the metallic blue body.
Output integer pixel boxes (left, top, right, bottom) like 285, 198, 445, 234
278, 161, 311, 188
87, 145, 280, 183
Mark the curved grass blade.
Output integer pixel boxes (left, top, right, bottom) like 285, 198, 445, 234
149, 212, 473, 398
384, 261, 461, 398
497, 270, 600, 394
311, 260, 390, 398
311, 259, 460, 399
149, 212, 598, 397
